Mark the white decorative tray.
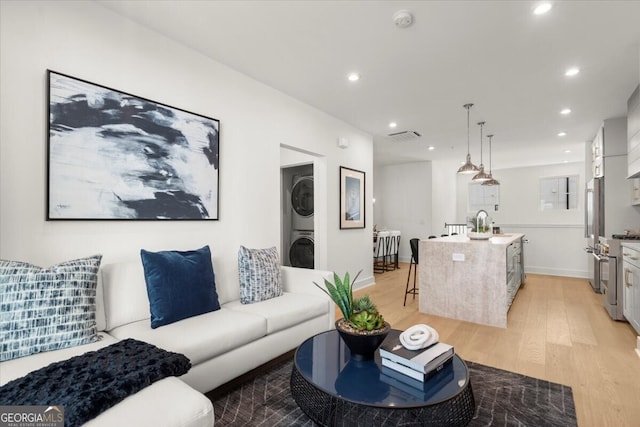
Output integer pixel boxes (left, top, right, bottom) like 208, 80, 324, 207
468, 232, 492, 240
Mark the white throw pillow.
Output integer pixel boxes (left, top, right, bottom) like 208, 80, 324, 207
237, 246, 282, 304
0, 255, 102, 361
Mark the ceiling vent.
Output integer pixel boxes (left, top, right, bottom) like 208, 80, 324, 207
387, 130, 422, 142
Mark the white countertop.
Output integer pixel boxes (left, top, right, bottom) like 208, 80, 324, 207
429, 233, 524, 246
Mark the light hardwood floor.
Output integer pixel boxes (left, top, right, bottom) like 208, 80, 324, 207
350, 265, 640, 427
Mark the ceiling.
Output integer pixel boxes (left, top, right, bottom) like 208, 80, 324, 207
96, 1, 640, 169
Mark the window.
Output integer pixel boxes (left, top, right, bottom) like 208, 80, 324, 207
468, 182, 499, 212
539, 176, 578, 210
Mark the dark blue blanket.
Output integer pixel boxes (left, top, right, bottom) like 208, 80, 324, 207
0, 338, 191, 427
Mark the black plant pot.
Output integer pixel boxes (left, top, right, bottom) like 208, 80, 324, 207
335, 319, 391, 361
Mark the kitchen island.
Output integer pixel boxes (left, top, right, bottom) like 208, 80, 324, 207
419, 233, 525, 328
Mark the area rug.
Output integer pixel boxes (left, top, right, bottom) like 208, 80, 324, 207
207, 358, 577, 426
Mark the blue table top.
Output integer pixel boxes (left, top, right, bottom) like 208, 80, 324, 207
294, 329, 470, 408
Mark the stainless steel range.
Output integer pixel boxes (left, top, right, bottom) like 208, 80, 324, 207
597, 237, 625, 320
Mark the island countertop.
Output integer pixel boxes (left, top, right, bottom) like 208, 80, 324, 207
418, 233, 525, 328
429, 233, 524, 246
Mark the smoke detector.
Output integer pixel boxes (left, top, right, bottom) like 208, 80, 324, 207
393, 10, 414, 28
387, 130, 421, 142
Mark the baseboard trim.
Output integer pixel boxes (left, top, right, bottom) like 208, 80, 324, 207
354, 275, 375, 290
525, 267, 589, 278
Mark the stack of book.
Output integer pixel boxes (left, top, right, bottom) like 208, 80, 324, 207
379, 329, 454, 382
379, 362, 455, 400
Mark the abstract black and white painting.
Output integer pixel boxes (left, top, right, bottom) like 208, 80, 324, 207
47, 70, 219, 220
339, 166, 365, 229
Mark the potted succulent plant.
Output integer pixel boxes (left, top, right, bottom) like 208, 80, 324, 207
315, 271, 390, 360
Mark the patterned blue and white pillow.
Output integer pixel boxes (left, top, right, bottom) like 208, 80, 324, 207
238, 246, 282, 304
0, 255, 102, 361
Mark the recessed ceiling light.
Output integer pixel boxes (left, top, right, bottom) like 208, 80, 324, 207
558, 131, 567, 137
563, 160, 569, 163
565, 67, 580, 77
428, 146, 435, 151
560, 108, 572, 115
347, 72, 360, 82
533, 2, 552, 15
389, 122, 397, 128
564, 149, 572, 153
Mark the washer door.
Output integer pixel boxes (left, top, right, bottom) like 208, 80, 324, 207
290, 237, 314, 269
292, 176, 314, 217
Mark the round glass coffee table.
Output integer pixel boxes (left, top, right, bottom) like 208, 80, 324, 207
290, 329, 475, 426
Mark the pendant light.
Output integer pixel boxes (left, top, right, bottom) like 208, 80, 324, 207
482, 134, 500, 186
457, 103, 480, 174
472, 121, 491, 182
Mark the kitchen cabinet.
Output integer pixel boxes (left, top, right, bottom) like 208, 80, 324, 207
591, 118, 627, 179
632, 178, 640, 206
592, 126, 604, 178
507, 238, 524, 308
622, 243, 640, 335
628, 85, 640, 178
419, 233, 525, 328
469, 181, 499, 212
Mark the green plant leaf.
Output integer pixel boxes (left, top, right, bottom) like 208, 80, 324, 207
343, 271, 352, 314
333, 272, 353, 319
325, 278, 350, 319
313, 270, 368, 323
314, 280, 346, 319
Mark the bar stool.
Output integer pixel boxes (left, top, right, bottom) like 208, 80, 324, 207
386, 230, 401, 271
404, 238, 419, 306
373, 231, 389, 273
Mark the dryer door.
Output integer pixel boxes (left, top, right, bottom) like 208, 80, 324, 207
290, 237, 314, 269
291, 176, 314, 217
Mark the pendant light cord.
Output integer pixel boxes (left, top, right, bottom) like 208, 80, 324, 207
467, 107, 470, 154
478, 121, 485, 165
464, 103, 473, 155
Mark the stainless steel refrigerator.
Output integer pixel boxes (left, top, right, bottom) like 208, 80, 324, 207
584, 118, 640, 293
585, 177, 604, 292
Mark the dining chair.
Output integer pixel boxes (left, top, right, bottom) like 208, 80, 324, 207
404, 238, 419, 306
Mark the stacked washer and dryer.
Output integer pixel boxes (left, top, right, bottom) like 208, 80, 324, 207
282, 164, 314, 269
290, 174, 314, 269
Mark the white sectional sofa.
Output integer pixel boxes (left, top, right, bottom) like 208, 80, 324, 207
0, 260, 334, 426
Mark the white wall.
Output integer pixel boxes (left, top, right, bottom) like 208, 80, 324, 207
431, 160, 460, 236
373, 162, 433, 262
0, 1, 375, 294
483, 162, 587, 277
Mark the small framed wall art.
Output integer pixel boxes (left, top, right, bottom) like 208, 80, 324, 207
47, 70, 220, 220
339, 166, 365, 229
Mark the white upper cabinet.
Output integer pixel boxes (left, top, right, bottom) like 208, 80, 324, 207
592, 117, 627, 179
592, 126, 604, 178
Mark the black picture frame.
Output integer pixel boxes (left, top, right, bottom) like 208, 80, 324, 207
339, 166, 365, 229
47, 70, 220, 220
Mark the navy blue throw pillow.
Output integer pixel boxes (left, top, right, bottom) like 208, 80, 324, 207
140, 246, 220, 329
